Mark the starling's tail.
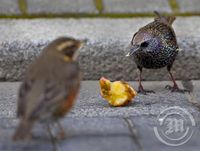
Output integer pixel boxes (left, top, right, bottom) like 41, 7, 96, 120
12, 119, 33, 141
154, 11, 176, 25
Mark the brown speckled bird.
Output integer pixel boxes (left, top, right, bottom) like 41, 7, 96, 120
127, 11, 188, 94
13, 37, 83, 141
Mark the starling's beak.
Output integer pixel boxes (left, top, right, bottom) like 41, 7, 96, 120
126, 46, 140, 57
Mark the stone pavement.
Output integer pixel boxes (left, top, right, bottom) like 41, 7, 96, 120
0, 81, 200, 151
0, 18, 200, 81
0, 0, 200, 16
0, 0, 199, 82
0, 0, 200, 151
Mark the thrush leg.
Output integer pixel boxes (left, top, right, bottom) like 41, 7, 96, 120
137, 67, 155, 94
56, 121, 66, 140
46, 124, 59, 151
166, 65, 189, 93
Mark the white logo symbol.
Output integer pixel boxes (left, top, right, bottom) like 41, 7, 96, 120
154, 106, 195, 146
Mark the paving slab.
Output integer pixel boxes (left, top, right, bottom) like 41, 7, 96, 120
103, 0, 172, 13
0, 117, 137, 150
59, 136, 137, 151
0, 139, 53, 151
70, 81, 199, 118
177, 0, 200, 13
0, 81, 200, 151
0, 117, 130, 136
191, 80, 200, 103
27, 0, 98, 14
0, 117, 135, 151
0, 0, 21, 15
130, 116, 200, 151
61, 117, 130, 136
0, 82, 19, 117
1, 130, 133, 151
0, 18, 199, 81
2, 116, 200, 151
0, 118, 53, 150
0, 81, 199, 118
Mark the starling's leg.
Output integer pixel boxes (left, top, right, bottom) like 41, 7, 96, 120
56, 121, 66, 140
166, 65, 189, 93
137, 67, 155, 94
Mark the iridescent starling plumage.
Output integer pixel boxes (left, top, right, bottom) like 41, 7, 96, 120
128, 11, 188, 94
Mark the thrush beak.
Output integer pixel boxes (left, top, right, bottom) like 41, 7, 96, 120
126, 46, 140, 57
72, 40, 87, 61
78, 42, 84, 49
81, 39, 89, 47
77, 39, 88, 49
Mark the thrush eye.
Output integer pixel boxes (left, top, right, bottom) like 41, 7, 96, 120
140, 42, 148, 47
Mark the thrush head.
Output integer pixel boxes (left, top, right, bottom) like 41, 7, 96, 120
44, 37, 85, 60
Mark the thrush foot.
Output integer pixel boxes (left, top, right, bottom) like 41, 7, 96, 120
57, 131, 66, 140
165, 85, 190, 93
56, 121, 66, 140
13, 132, 33, 141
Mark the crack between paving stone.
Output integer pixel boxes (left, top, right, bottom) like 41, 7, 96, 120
123, 117, 143, 151
181, 80, 200, 110
65, 134, 132, 139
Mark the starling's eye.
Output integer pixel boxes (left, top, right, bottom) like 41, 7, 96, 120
140, 42, 149, 48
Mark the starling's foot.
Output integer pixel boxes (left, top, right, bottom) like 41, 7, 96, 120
138, 88, 155, 95
165, 85, 190, 93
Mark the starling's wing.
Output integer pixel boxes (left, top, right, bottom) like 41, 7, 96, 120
28, 62, 80, 120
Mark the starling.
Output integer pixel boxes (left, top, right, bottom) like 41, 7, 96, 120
127, 11, 187, 94
13, 37, 83, 141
